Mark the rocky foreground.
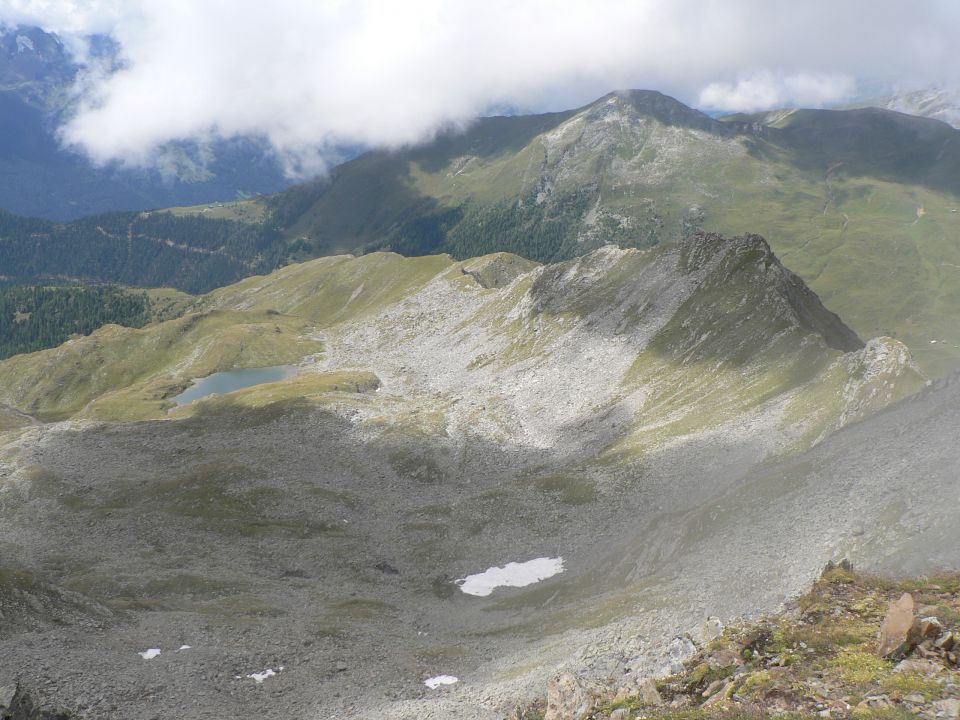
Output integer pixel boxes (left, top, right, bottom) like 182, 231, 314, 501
7, 565, 957, 720
519, 564, 960, 720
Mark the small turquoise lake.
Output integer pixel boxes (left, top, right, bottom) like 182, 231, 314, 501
172, 365, 298, 405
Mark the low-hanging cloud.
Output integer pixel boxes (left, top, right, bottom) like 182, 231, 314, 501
3, 0, 960, 174
698, 72, 858, 114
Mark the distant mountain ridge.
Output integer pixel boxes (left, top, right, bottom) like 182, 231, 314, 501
845, 86, 960, 129
1, 87, 959, 374
0, 24, 296, 219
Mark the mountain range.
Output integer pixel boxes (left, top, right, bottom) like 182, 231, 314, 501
848, 86, 960, 129
2, 88, 959, 377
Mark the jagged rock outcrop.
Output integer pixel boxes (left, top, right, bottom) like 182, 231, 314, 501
0, 684, 71, 720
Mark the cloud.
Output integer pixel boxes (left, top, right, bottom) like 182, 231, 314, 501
3, 0, 960, 174
698, 72, 857, 113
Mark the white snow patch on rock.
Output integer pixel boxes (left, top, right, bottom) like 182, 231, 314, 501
456, 557, 564, 597
247, 667, 283, 683
425, 675, 458, 689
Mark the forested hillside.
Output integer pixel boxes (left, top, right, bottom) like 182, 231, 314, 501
0, 210, 281, 293
0, 285, 152, 360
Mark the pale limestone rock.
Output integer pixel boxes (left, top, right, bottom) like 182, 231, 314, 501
893, 658, 942, 675
661, 636, 696, 675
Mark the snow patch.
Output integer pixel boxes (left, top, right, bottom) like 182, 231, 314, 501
425, 675, 458, 689
456, 557, 564, 597
245, 666, 284, 683
139, 648, 161, 660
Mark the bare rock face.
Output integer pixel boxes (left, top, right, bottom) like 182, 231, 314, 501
544, 673, 594, 720
878, 593, 922, 659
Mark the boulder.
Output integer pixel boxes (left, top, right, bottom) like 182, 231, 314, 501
919, 616, 944, 640
701, 680, 735, 707
934, 631, 955, 651
701, 679, 725, 698
892, 658, 942, 675
933, 698, 960, 719
689, 617, 725, 647
705, 647, 741, 668
544, 673, 593, 720
856, 695, 893, 710
0, 685, 16, 711
661, 636, 697, 675
0, 683, 72, 720
877, 593, 922, 659
638, 678, 661, 706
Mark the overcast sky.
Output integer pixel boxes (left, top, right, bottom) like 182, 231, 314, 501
3, 0, 960, 173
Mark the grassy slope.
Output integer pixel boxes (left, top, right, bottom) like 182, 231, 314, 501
0, 237, 924, 451
163, 198, 269, 223
202, 251, 457, 326
0, 309, 322, 421
258, 94, 960, 377
0, 252, 456, 422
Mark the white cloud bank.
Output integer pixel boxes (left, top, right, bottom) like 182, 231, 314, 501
698, 72, 858, 114
2, 0, 960, 172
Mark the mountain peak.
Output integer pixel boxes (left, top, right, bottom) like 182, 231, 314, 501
669, 231, 864, 354
590, 89, 726, 133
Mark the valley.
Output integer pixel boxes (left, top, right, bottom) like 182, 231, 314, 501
0, 231, 949, 719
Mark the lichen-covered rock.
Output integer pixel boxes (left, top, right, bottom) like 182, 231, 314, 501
637, 678, 661, 706
933, 698, 960, 718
